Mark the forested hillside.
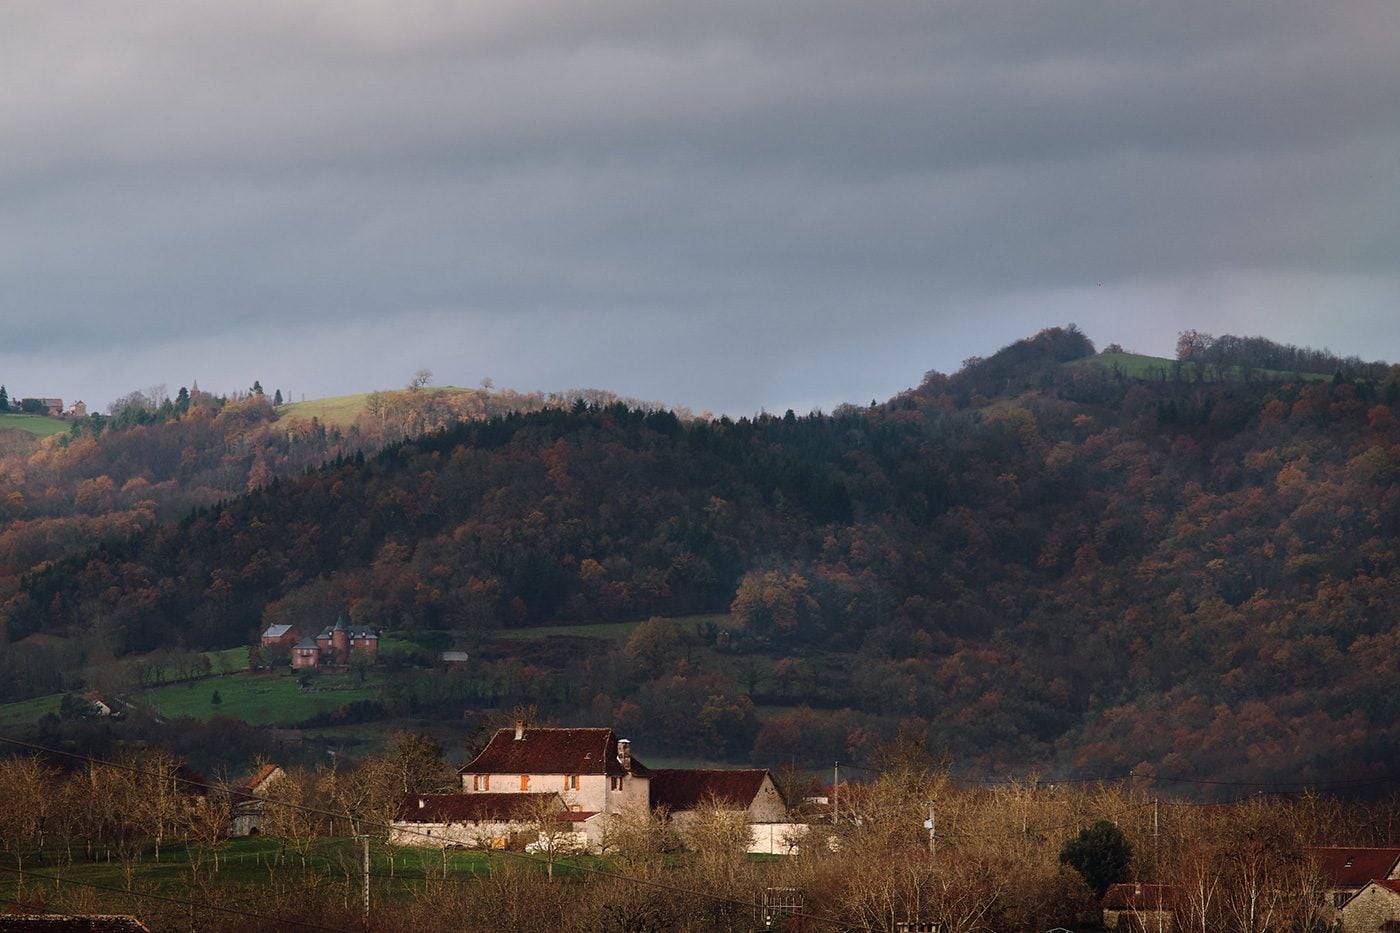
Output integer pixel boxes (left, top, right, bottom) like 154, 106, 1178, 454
4, 328, 1399, 785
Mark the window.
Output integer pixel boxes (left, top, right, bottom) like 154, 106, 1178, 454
483, 774, 490, 791
520, 774, 530, 791
571, 775, 580, 790
610, 776, 621, 791
471, 775, 479, 791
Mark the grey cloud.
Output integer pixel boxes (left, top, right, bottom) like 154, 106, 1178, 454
0, 1, 1398, 408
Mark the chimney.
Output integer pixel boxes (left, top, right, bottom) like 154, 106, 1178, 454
514, 719, 525, 741
617, 738, 631, 772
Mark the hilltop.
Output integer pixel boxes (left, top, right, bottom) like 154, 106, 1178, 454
278, 386, 488, 427
5, 327, 1399, 787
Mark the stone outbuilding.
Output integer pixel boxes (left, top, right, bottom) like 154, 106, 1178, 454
1339, 879, 1400, 932
388, 792, 597, 850
1102, 882, 1178, 932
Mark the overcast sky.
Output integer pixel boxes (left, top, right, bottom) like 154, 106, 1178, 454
2, 2, 1398, 414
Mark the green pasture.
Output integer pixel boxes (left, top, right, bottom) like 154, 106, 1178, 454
0, 413, 68, 436
1068, 351, 1330, 383
137, 670, 382, 725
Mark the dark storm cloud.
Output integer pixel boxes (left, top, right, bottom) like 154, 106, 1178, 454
1, 1, 1398, 412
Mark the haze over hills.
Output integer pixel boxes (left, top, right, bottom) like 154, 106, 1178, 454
2, 327, 1397, 788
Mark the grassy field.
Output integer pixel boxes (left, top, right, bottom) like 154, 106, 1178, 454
278, 386, 477, 427
1067, 351, 1330, 383
0, 835, 627, 904
0, 412, 69, 436
0, 693, 63, 730
137, 670, 382, 725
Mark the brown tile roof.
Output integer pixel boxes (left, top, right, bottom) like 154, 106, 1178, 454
1307, 847, 1400, 888
0, 917, 151, 932
394, 793, 562, 823
240, 763, 280, 792
1371, 879, 1400, 896
648, 769, 774, 812
1102, 883, 1179, 911
459, 728, 648, 777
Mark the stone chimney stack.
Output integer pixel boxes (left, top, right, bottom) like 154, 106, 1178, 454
514, 719, 525, 741
617, 738, 631, 772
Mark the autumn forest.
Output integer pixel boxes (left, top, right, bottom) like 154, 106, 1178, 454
2, 327, 1399, 790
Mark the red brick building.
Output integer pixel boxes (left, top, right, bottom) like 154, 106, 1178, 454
290, 616, 378, 669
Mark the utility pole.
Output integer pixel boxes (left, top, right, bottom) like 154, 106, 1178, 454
360, 834, 371, 928
832, 762, 840, 825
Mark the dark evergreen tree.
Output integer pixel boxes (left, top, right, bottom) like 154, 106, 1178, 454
1059, 821, 1133, 897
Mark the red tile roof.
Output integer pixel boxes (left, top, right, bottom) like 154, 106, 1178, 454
1102, 883, 1179, 911
1307, 847, 1400, 888
459, 728, 648, 777
648, 769, 774, 812
1372, 879, 1400, 896
394, 793, 563, 823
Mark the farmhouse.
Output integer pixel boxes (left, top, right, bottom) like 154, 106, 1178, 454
1308, 846, 1400, 909
289, 616, 378, 669
387, 723, 799, 853
459, 724, 651, 817
230, 763, 285, 837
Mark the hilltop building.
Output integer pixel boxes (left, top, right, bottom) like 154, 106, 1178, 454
20, 398, 64, 417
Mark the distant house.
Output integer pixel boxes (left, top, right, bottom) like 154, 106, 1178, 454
290, 616, 378, 669
1308, 846, 1400, 910
260, 624, 300, 647
440, 650, 471, 669
291, 637, 321, 670
68, 400, 87, 418
20, 398, 63, 417
1339, 879, 1400, 932
1102, 883, 1179, 931
231, 763, 285, 837
79, 691, 120, 718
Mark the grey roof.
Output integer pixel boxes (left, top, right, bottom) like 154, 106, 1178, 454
293, 637, 318, 649
316, 626, 378, 639
440, 651, 471, 662
262, 624, 294, 638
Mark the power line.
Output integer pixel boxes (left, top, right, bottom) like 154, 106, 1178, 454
0, 735, 861, 931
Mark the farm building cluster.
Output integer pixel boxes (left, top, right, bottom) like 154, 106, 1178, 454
259, 616, 379, 669
389, 724, 805, 856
